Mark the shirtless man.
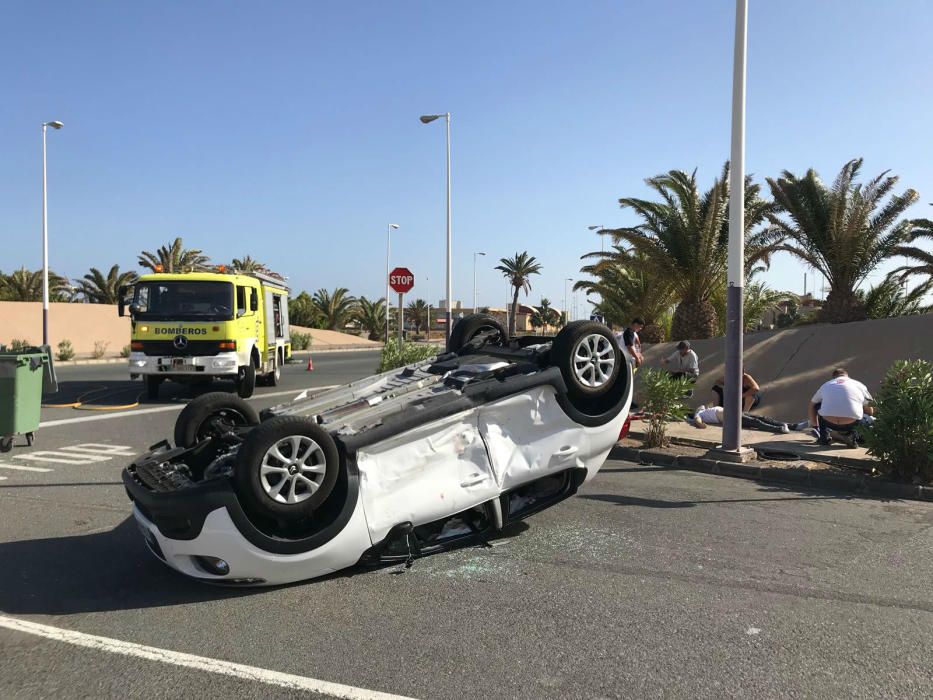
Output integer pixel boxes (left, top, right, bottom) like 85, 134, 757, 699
711, 372, 761, 412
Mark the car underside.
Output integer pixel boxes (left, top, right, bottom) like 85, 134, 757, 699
123, 316, 632, 585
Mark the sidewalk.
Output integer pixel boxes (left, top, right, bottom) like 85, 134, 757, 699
638, 419, 874, 471
613, 418, 933, 502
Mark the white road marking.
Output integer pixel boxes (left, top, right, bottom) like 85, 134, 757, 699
0, 463, 53, 473
0, 614, 415, 700
39, 386, 338, 429
59, 444, 136, 456
14, 451, 110, 465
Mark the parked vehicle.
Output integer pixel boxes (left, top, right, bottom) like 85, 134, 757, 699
119, 268, 291, 399
122, 315, 631, 586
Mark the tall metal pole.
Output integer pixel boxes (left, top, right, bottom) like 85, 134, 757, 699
41, 125, 50, 345
445, 113, 452, 345
385, 224, 398, 345
722, 0, 748, 452
472, 251, 485, 311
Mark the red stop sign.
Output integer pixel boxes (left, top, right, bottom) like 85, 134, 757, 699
389, 267, 415, 293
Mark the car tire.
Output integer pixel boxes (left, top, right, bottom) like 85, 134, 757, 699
145, 375, 162, 400
174, 392, 260, 449
234, 416, 341, 521
236, 362, 256, 398
263, 359, 281, 387
551, 321, 621, 399
447, 314, 508, 354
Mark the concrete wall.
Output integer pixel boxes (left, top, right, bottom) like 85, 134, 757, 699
0, 302, 130, 357
0, 303, 380, 357
643, 313, 933, 422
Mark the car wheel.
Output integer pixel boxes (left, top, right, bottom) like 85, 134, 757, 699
174, 392, 260, 449
263, 359, 281, 387
448, 314, 508, 354
145, 375, 162, 400
236, 362, 256, 398
551, 321, 620, 399
234, 416, 340, 520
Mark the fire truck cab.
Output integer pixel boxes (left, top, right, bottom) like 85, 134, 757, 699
120, 269, 291, 399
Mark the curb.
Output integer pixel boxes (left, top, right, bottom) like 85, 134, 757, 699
608, 445, 931, 503
290, 346, 384, 355
52, 357, 129, 366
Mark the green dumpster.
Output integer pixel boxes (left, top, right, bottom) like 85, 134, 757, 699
0, 349, 51, 452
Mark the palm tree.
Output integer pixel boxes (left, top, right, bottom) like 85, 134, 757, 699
607, 164, 779, 339
75, 265, 138, 304
766, 158, 919, 323
575, 246, 675, 342
312, 287, 358, 330
138, 237, 211, 273
495, 251, 542, 337
891, 218, 933, 283
288, 291, 321, 328
742, 280, 795, 332
354, 296, 386, 341
406, 299, 429, 334
529, 298, 560, 334
231, 255, 271, 274
0, 267, 69, 302
858, 276, 932, 319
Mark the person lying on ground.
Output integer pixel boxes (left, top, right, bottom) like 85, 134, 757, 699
690, 404, 790, 434
807, 367, 874, 447
711, 372, 761, 412
661, 341, 699, 380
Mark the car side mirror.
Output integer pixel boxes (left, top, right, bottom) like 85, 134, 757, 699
118, 286, 128, 317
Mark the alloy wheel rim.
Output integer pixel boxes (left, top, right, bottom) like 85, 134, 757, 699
259, 435, 327, 504
572, 333, 615, 388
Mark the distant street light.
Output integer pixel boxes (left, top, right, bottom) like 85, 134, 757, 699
41, 120, 64, 346
472, 252, 486, 311
385, 224, 400, 345
564, 278, 573, 324
420, 113, 452, 344
588, 225, 606, 253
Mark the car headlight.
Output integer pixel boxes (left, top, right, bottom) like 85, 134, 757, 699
132, 360, 147, 367
212, 358, 237, 368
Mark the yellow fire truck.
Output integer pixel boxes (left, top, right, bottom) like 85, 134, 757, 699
119, 268, 291, 399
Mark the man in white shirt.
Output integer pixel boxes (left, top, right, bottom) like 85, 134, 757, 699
661, 341, 699, 379
808, 368, 874, 446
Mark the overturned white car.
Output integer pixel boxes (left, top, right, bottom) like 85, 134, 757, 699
123, 316, 632, 586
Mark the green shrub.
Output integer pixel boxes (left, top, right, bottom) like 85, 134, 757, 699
863, 360, 933, 483
291, 331, 312, 351
638, 368, 692, 448
56, 339, 75, 361
120, 344, 132, 358
91, 340, 110, 359
378, 342, 438, 373
9, 339, 31, 352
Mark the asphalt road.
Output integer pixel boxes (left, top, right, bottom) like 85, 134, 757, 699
1, 350, 932, 698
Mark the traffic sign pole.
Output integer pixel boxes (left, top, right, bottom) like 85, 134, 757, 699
398, 292, 404, 350
389, 267, 415, 351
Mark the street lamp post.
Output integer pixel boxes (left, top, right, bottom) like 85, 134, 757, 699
722, 0, 748, 453
385, 224, 399, 345
41, 120, 64, 346
588, 225, 605, 253
420, 113, 452, 344
472, 251, 486, 311
564, 278, 573, 325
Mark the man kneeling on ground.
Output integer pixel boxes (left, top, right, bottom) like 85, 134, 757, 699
691, 405, 790, 434
661, 341, 699, 380
808, 368, 874, 447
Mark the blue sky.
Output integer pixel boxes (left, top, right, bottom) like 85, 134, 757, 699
2, 0, 932, 315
